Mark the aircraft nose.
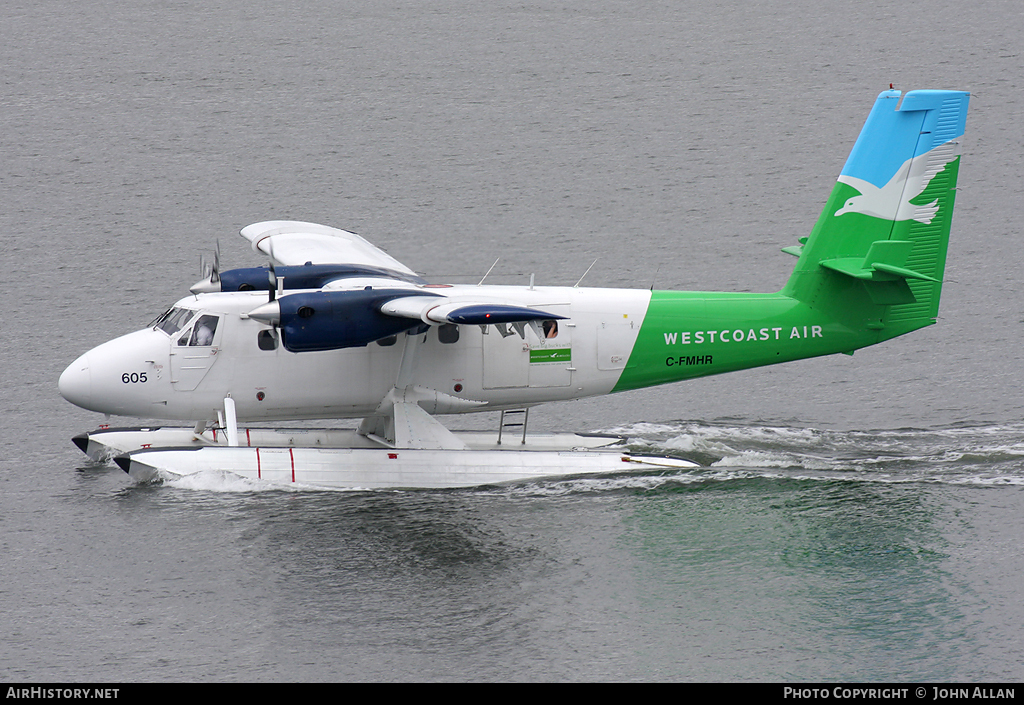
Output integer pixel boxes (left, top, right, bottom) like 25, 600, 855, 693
58, 353, 93, 409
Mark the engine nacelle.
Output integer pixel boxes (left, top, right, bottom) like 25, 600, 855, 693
277, 289, 441, 352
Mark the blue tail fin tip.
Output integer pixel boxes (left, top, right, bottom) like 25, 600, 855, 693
841, 89, 969, 190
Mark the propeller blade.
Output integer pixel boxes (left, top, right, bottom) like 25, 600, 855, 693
266, 237, 278, 301
212, 239, 221, 284
190, 242, 223, 295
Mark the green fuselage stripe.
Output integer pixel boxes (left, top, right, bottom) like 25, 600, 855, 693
611, 290, 904, 393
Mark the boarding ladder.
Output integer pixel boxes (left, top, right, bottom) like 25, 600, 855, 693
497, 409, 529, 445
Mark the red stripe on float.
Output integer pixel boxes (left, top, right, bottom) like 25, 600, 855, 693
256, 447, 262, 479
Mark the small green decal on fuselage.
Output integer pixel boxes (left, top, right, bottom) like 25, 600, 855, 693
530, 348, 571, 363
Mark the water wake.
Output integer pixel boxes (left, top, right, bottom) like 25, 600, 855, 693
609, 420, 1024, 487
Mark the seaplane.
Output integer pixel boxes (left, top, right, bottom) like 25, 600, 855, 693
60, 88, 970, 489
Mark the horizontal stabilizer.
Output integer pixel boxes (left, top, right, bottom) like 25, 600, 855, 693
818, 240, 938, 306
819, 240, 938, 283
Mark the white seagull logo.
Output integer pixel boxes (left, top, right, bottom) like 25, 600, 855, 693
834, 141, 959, 225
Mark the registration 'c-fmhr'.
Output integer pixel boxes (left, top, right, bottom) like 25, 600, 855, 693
60, 89, 970, 489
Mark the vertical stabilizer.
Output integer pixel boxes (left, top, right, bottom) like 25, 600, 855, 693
782, 89, 969, 337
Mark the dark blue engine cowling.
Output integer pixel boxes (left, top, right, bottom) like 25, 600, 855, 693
277, 289, 440, 352
219, 264, 425, 292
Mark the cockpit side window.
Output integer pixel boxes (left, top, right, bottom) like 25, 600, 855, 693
188, 315, 219, 346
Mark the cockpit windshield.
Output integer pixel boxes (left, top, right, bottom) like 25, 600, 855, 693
150, 307, 196, 336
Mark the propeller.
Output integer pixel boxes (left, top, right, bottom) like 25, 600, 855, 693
190, 240, 222, 294
251, 236, 283, 347
200, 240, 221, 283
265, 236, 283, 302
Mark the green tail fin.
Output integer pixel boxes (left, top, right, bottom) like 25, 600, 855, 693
782, 89, 969, 338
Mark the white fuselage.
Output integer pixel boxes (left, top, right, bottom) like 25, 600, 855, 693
59, 281, 651, 423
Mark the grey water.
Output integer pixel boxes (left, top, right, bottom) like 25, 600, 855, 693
3, 0, 1023, 682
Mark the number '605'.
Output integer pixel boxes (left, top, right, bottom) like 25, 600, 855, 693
122, 372, 147, 384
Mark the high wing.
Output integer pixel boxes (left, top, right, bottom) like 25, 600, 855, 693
240, 220, 419, 277
233, 221, 566, 350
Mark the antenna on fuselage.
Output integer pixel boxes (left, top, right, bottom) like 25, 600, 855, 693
574, 259, 598, 288
478, 257, 500, 286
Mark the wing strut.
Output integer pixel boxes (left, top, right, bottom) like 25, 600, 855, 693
356, 331, 484, 450
215, 396, 239, 447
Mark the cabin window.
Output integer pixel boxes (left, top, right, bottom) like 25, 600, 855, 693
377, 335, 398, 347
438, 324, 459, 344
258, 330, 278, 351
188, 315, 219, 346
542, 320, 559, 339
